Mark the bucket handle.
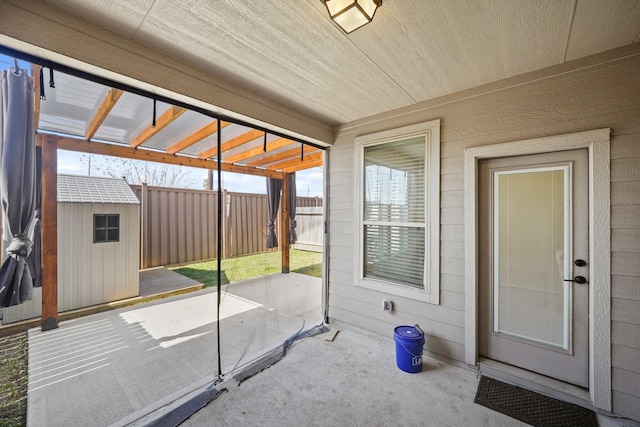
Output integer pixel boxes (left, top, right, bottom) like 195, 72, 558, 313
414, 324, 424, 336
400, 343, 424, 359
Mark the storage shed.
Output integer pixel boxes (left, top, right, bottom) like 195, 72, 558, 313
2, 175, 140, 323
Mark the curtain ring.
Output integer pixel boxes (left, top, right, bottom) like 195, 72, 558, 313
152, 99, 157, 128
49, 68, 55, 88
12, 58, 21, 75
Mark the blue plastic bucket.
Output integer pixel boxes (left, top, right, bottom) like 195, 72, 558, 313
394, 325, 425, 373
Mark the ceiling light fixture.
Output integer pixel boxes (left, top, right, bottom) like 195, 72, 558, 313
323, 0, 382, 34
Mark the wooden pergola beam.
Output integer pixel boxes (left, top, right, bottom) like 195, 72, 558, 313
32, 65, 42, 131
247, 145, 319, 167
281, 157, 323, 173
224, 138, 295, 164
129, 105, 186, 148
38, 133, 285, 179
197, 129, 264, 159
268, 151, 323, 171
220, 129, 264, 154
84, 88, 124, 140
166, 120, 229, 154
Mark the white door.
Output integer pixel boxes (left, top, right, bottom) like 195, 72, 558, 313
479, 149, 589, 387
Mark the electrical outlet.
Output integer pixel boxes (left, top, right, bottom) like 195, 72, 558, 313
382, 299, 393, 312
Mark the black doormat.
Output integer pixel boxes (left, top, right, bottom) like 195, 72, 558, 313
474, 376, 598, 427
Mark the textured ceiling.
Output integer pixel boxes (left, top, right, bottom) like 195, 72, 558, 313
44, 0, 640, 126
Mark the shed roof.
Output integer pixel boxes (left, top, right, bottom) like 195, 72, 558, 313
57, 175, 140, 204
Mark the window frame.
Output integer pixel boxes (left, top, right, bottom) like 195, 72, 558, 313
354, 119, 440, 304
93, 213, 120, 243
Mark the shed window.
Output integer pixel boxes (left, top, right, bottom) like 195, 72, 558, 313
356, 120, 440, 304
94, 214, 119, 243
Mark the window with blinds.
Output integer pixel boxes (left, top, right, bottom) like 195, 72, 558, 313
363, 136, 426, 289
356, 119, 440, 304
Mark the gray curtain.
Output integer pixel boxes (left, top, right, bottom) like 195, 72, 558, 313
266, 177, 281, 249
27, 147, 42, 288
288, 173, 297, 244
0, 67, 37, 307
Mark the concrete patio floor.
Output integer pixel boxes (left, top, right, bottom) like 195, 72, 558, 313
26, 271, 639, 427
138, 267, 203, 298
26, 272, 321, 427
178, 326, 639, 427
0, 267, 201, 334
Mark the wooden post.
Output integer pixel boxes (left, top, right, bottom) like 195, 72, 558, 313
281, 173, 290, 274
140, 182, 149, 269
41, 135, 58, 331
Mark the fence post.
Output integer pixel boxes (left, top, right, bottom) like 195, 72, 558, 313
207, 169, 214, 191
221, 189, 228, 260
140, 182, 149, 269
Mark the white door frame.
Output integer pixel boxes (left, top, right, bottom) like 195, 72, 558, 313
463, 128, 611, 411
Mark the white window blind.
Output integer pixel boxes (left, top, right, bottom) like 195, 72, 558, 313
363, 136, 426, 289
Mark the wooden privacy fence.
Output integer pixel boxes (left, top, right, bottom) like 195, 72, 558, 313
292, 207, 323, 252
132, 184, 322, 269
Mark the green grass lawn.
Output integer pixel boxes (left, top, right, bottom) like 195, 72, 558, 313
0, 332, 27, 427
171, 249, 322, 288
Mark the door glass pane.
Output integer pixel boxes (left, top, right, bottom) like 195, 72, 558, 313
493, 167, 569, 349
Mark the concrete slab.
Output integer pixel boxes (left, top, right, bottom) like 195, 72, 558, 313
138, 267, 202, 297
0, 268, 203, 337
29, 271, 632, 427
26, 273, 321, 427
183, 326, 640, 427
183, 327, 524, 426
